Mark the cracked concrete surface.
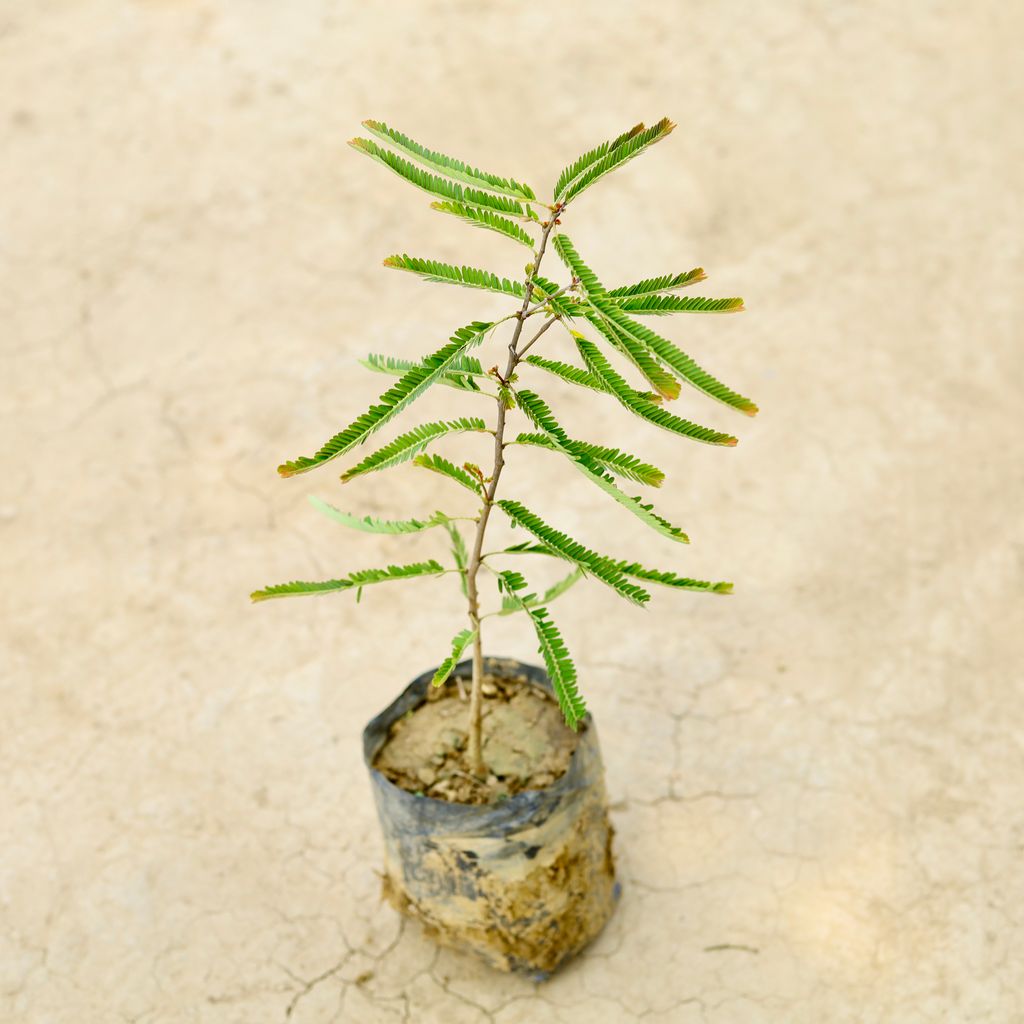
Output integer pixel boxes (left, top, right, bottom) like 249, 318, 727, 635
2, 2, 1022, 1021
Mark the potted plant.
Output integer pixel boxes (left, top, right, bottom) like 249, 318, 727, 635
252, 117, 755, 977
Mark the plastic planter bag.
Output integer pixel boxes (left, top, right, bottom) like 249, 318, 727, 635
363, 657, 618, 977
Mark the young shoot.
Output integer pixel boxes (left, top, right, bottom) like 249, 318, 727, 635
252, 117, 755, 777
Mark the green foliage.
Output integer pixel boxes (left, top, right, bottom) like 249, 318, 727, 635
496, 571, 586, 730
278, 323, 492, 477
586, 315, 681, 400
514, 432, 664, 487
553, 123, 644, 202
309, 496, 447, 534
521, 354, 608, 393
251, 560, 446, 602
443, 520, 469, 595
552, 234, 606, 295
430, 201, 536, 248
260, 116, 754, 750
362, 120, 535, 200
497, 499, 651, 606
606, 268, 707, 298
413, 453, 484, 496
341, 417, 488, 482
615, 562, 733, 594
498, 566, 583, 616
515, 390, 688, 543
432, 629, 477, 687
360, 353, 486, 393
349, 136, 526, 215
590, 297, 758, 415
616, 294, 745, 315
384, 254, 524, 299
496, 541, 559, 557
560, 118, 676, 203
575, 335, 738, 446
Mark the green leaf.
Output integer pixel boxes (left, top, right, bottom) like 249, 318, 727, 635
606, 268, 707, 298
496, 571, 586, 730
514, 433, 664, 487
561, 118, 675, 203
360, 353, 485, 393
361, 120, 536, 200
616, 294, 744, 315
514, 388, 568, 442
587, 314, 680, 400
495, 541, 559, 557
278, 322, 492, 477
340, 417, 488, 482
251, 560, 446, 602
307, 496, 447, 534
590, 297, 758, 415
443, 520, 469, 596
615, 562, 733, 594
529, 606, 586, 730
575, 335, 738, 446
553, 123, 645, 202
552, 233, 606, 295
430, 201, 536, 249
496, 500, 651, 606
348, 137, 526, 215
384, 254, 524, 299
516, 390, 688, 544
498, 567, 583, 616
413, 453, 484, 496
432, 628, 477, 687
522, 354, 609, 394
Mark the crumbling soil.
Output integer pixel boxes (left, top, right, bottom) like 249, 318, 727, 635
372, 671, 580, 805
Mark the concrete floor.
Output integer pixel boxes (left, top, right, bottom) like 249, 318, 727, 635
2, 2, 1022, 1021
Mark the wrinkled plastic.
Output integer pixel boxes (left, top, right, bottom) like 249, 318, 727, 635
363, 657, 618, 977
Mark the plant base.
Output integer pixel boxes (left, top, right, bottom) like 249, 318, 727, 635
363, 657, 618, 977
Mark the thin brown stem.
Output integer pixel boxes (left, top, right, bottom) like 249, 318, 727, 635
516, 315, 559, 359
463, 209, 562, 776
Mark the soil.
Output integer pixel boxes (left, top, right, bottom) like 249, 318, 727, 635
372, 671, 580, 805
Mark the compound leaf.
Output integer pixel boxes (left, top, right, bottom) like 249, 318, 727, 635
349, 137, 526, 215
606, 268, 707, 298
432, 628, 477, 687
591, 297, 757, 415
516, 390, 688, 543
430, 201, 536, 248
495, 571, 586, 729
413, 453, 484, 496
251, 560, 446, 602
341, 417, 488, 482
362, 119, 535, 200
575, 335, 738, 446
553, 123, 645, 202
561, 118, 675, 203
308, 496, 449, 534
360, 353, 486, 394
384, 254, 524, 300
496, 499, 650, 606
616, 294, 744, 315
278, 322, 491, 477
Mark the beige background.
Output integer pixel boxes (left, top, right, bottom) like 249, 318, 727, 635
3, 2, 1023, 1021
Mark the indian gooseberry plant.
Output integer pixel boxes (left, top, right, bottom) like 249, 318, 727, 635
252, 117, 756, 778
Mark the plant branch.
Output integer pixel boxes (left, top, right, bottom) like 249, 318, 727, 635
516, 315, 560, 359
522, 280, 574, 318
